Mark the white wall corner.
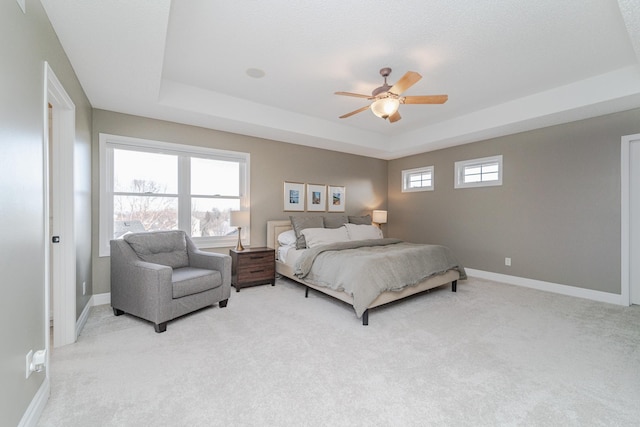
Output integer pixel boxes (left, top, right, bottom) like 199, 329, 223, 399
92, 292, 111, 306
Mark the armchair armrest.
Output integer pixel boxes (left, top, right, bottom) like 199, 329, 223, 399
111, 240, 174, 323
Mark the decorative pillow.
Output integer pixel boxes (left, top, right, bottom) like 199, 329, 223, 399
323, 215, 348, 229
301, 226, 350, 248
289, 216, 324, 249
124, 230, 189, 269
277, 229, 297, 247
348, 214, 372, 225
344, 223, 383, 241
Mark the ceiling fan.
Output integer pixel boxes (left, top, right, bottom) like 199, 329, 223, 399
335, 67, 448, 123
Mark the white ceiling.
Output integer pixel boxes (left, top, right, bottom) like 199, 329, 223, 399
41, 0, 640, 160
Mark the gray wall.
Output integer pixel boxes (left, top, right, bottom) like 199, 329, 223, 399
389, 108, 640, 294
91, 110, 388, 294
0, 0, 92, 425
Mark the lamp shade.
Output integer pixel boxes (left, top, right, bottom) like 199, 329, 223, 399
372, 210, 387, 224
230, 210, 250, 227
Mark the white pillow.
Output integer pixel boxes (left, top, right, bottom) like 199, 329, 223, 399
344, 223, 383, 241
277, 229, 297, 247
300, 226, 349, 248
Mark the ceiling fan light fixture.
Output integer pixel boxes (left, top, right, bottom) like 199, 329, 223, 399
371, 97, 400, 119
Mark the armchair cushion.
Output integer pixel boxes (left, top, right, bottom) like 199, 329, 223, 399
124, 230, 189, 269
172, 267, 222, 298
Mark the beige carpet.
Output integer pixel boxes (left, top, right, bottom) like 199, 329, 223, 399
37, 277, 640, 426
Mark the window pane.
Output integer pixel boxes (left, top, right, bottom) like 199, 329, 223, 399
113, 149, 177, 193
483, 172, 499, 181
465, 165, 482, 176
191, 158, 240, 196
465, 174, 482, 183
482, 163, 499, 173
191, 198, 241, 237
113, 195, 178, 237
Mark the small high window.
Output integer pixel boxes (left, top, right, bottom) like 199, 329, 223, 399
402, 166, 434, 192
455, 155, 503, 188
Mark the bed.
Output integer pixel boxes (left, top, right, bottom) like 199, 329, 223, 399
267, 219, 466, 325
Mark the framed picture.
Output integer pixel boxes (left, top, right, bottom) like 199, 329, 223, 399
306, 184, 326, 212
283, 181, 305, 211
327, 185, 346, 212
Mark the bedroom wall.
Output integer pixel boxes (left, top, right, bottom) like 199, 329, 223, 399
91, 109, 388, 294
0, 0, 93, 425
388, 108, 640, 295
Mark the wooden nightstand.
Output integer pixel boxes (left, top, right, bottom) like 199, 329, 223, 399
230, 247, 276, 292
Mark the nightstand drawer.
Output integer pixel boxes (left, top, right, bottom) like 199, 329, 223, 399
236, 252, 273, 267
237, 264, 275, 281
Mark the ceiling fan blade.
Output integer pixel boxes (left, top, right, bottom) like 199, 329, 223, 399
389, 71, 422, 95
403, 95, 449, 104
339, 104, 370, 119
388, 111, 402, 123
335, 91, 373, 99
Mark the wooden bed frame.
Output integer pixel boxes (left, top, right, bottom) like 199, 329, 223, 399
267, 220, 459, 325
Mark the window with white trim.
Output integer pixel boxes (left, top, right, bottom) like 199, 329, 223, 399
402, 166, 434, 192
455, 155, 503, 188
99, 134, 250, 256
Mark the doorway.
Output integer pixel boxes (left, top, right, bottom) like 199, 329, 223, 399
622, 133, 640, 306
44, 62, 76, 350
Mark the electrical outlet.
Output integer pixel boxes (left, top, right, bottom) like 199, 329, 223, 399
25, 350, 33, 379
82, 281, 86, 295
505, 257, 511, 267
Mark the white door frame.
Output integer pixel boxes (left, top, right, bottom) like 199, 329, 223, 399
621, 132, 640, 306
44, 62, 76, 349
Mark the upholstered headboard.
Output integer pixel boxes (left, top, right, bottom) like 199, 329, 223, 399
266, 220, 293, 249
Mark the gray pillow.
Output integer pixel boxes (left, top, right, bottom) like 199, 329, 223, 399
124, 230, 189, 269
348, 214, 372, 225
289, 216, 324, 249
323, 215, 348, 229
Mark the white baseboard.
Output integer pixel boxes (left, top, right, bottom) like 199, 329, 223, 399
92, 292, 111, 306
465, 268, 625, 306
75, 298, 92, 339
75, 293, 111, 338
18, 377, 49, 427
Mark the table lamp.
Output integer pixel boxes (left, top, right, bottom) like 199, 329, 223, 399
230, 210, 250, 251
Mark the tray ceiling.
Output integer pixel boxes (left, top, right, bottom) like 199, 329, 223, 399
41, 0, 640, 159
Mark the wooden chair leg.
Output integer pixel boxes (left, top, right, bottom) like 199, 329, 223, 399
154, 322, 167, 333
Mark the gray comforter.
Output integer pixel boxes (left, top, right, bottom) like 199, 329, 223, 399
294, 238, 466, 317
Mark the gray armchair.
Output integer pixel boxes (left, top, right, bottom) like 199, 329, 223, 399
110, 230, 231, 333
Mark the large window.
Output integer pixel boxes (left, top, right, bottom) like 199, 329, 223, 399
99, 134, 250, 256
402, 166, 434, 192
455, 155, 503, 189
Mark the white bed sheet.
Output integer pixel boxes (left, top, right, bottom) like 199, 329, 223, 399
278, 245, 305, 266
